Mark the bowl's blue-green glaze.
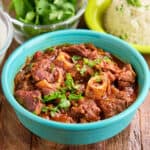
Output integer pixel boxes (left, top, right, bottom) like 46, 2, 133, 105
1, 30, 150, 145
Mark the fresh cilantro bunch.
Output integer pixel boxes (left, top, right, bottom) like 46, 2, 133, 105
11, 0, 77, 25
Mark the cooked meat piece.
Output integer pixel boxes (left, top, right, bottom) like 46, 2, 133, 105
34, 102, 44, 115
98, 98, 126, 118
16, 80, 34, 90
35, 68, 64, 95
31, 58, 51, 82
87, 50, 98, 59
71, 67, 94, 82
52, 113, 75, 123
71, 99, 101, 122
33, 51, 43, 60
118, 64, 136, 88
62, 44, 98, 59
32, 58, 64, 84
118, 80, 132, 88
84, 66, 94, 76
54, 51, 74, 70
15, 90, 42, 112
110, 86, 136, 106
40, 114, 50, 120
99, 60, 121, 74
32, 58, 50, 70
40, 87, 57, 96
15, 70, 25, 85
62, 44, 90, 57
32, 69, 51, 82
105, 71, 116, 82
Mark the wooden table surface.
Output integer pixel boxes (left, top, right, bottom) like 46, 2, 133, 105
0, 20, 150, 150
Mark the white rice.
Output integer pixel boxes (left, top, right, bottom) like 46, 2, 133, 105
0, 18, 7, 49
104, 0, 150, 45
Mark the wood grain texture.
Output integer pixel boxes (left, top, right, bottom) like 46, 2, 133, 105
0, 94, 31, 150
140, 93, 150, 150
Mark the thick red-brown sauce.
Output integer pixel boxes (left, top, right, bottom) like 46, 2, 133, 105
14, 44, 138, 123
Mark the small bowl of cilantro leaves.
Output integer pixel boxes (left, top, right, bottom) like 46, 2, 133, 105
2, 0, 87, 43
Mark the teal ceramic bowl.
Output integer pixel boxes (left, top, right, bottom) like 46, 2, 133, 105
1, 30, 150, 145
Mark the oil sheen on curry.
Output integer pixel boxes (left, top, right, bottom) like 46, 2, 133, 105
14, 44, 138, 123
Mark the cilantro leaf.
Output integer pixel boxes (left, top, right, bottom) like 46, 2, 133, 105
68, 93, 83, 101
41, 106, 49, 113
103, 56, 112, 62
83, 58, 101, 67
50, 107, 60, 117
72, 55, 82, 63
65, 73, 75, 90
58, 98, 71, 109
43, 91, 62, 102
80, 65, 87, 76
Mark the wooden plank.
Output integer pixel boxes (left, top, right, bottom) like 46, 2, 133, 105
0, 94, 31, 150
102, 128, 130, 150
139, 92, 150, 150
31, 135, 67, 150
143, 54, 150, 66
128, 110, 142, 150
101, 111, 141, 150
31, 134, 104, 150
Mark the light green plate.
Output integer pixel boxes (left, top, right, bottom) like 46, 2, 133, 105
84, 0, 150, 53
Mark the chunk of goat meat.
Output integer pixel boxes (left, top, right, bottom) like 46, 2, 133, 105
98, 98, 126, 118
110, 86, 136, 106
51, 113, 75, 123
15, 90, 43, 113
71, 99, 101, 122
118, 64, 136, 87
62, 44, 98, 59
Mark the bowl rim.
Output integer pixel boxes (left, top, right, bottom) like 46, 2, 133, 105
0, 9, 13, 56
84, 0, 150, 53
1, 29, 150, 131
7, 0, 87, 29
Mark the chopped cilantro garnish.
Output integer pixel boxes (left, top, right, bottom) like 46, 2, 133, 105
68, 93, 83, 101
94, 72, 100, 76
115, 4, 124, 12
103, 56, 112, 62
83, 58, 95, 67
43, 92, 71, 115
43, 91, 62, 102
50, 107, 59, 117
72, 55, 81, 63
75, 64, 81, 71
65, 73, 75, 90
32, 111, 37, 115
119, 33, 128, 40
126, 0, 141, 7
80, 65, 87, 76
48, 47, 54, 51
41, 106, 49, 112
58, 98, 71, 109
83, 58, 101, 67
